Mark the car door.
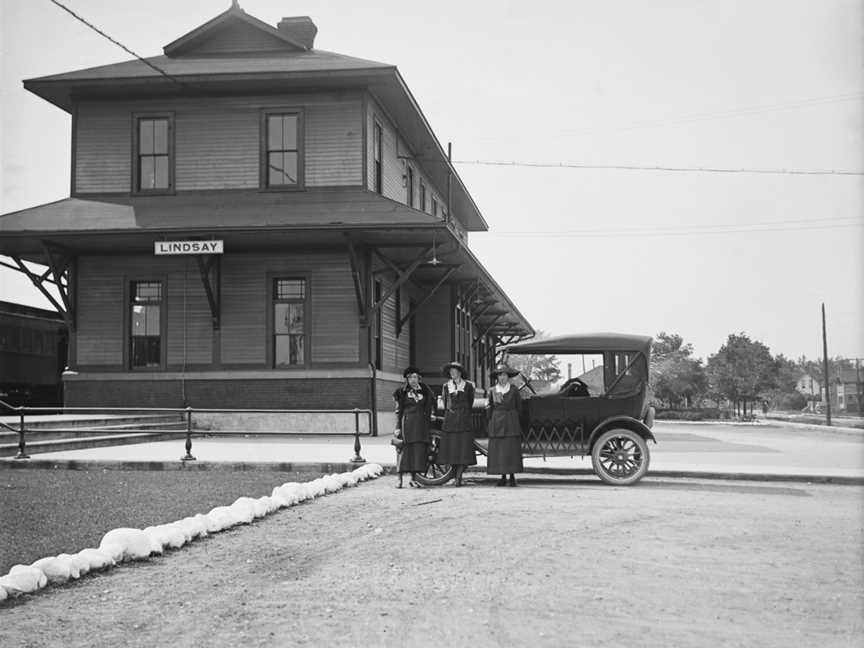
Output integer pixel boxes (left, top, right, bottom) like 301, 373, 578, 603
561, 385, 598, 451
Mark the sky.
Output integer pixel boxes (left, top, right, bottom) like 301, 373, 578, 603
1, 0, 862, 362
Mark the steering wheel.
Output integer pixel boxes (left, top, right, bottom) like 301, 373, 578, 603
560, 378, 589, 397
517, 371, 536, 395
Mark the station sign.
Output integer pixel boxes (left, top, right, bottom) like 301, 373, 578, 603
154, 240, 224, 255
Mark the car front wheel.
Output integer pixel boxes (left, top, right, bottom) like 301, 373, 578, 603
412, 433, 455, 486
591, 428, 650, 486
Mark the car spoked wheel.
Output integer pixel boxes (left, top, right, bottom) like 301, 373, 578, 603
412, 434, 455, 486
591, 428, 650, 486
413, 461, 454, 486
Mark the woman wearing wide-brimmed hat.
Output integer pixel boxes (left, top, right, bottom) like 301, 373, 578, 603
486, 364, 524, 486
392, 366, 435, 488
438, 361, 477, 486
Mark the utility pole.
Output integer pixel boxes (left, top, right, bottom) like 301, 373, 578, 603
856, 358, 862, 417
821, 303, 831, 426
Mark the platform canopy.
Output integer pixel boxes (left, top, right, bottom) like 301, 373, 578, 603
0, 190, 533, 340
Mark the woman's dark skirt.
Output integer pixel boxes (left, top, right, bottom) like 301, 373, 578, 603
396, 441, 428, 473
436, 430, 477, 466
487, 436, 524, 474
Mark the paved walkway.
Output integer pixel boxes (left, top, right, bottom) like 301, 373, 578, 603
4, 421, 862, 482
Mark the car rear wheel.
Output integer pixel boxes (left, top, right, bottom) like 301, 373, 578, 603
591, 428, 650, 486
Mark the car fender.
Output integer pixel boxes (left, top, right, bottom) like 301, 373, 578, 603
587, 416, 657, 449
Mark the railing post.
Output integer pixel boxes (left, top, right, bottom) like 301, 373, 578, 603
350, 408, 365, 463
181, 406, 196, 461
14, 408, 29, 460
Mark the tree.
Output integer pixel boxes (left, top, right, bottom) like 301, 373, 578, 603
706, 333, 777, 416
764, 354, 806, 411
650, 332, 707, 408
506, 330, 561, 392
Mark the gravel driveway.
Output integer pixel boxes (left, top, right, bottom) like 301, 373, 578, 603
2, 475, 862, 648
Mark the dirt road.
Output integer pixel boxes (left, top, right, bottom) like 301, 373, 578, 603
2, 475, 862, 647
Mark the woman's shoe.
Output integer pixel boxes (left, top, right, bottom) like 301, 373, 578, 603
496, 476, 507, 487
508, 476, 517, 487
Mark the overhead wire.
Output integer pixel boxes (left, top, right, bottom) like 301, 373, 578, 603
452, 160, 864, 176
47, 0, 188, 89
45, 2, 862, 178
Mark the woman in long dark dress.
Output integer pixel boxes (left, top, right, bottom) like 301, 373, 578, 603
486, 364, 524, 486
393, 366, 434, 488
438, 361, 477, 487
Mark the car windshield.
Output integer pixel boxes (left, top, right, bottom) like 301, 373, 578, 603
507, 350, 647, 397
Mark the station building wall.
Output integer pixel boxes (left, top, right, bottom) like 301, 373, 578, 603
74, 92, 363, 194
66, 249, 475, 412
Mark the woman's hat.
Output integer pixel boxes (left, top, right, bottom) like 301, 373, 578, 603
442, 361, 467, 378
490, 363, 519, 379
402, 365, 422, 378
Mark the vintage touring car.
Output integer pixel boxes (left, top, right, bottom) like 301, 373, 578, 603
418, 333, 656, 486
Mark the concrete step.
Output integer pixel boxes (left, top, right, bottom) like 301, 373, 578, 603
0, 421, 187, 444
0, 414, 185, 431
0, 431, 190, 457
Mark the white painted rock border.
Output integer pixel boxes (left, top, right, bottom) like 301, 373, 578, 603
0, 464, 383, 603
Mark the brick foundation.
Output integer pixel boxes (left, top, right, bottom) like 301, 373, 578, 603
65, 378, 372, 410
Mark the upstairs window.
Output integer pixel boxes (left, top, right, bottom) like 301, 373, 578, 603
273, 278, 306, 366
431, 197, 438, 217
406, 167, 415, 207
263, 111, 303, 189
134, 116, 173, 193
373, 121, 383, 194
419, 180, 426, 212
130, 281, 162, 368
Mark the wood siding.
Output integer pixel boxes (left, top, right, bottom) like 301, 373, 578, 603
220, 252, 359, 365
75, 252, 358, 369
75, 105, 131, 193
371, 264, 425, 375
76, 256, 126, 365
76, 255, 215, 367
75, 94, 362, 193
413, 284, 452, 376
181, 22, 293, 56
306, 102, 363, 186
366, 95, 446, 214
166, 263, 213, 366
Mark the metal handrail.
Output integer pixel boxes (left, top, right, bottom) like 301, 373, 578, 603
0, 399, 372, 463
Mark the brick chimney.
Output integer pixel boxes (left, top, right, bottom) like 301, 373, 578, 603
277, 16, 317, 49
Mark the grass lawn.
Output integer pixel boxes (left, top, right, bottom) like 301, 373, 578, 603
0, 468, 321, 574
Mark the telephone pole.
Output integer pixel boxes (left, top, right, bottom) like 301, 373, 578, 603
856, 358, 862, 417
821, 303, 831, 426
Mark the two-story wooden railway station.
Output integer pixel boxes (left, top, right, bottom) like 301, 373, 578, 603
0, 4, 533, 431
